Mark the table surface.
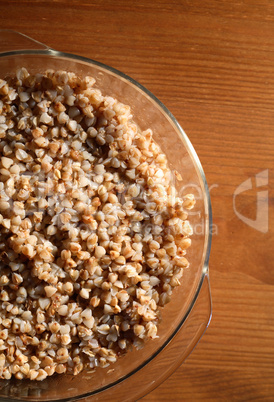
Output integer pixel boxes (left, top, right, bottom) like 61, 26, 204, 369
0, 0, 273, 400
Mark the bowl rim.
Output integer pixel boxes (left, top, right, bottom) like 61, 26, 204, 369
0, 48, 212, 401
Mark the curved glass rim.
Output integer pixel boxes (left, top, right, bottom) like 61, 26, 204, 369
0, 48, 212, 401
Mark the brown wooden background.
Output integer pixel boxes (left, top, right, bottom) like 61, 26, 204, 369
0, 0, 274, 400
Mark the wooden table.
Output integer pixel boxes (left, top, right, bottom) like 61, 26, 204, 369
0, 0, 273, 400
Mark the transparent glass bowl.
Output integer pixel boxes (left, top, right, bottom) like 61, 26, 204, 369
0, 30, 212, 402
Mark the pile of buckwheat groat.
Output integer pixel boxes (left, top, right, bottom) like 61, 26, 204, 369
0, 68, 195, 381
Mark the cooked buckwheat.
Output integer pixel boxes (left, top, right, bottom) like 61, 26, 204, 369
0, 68, 195, 380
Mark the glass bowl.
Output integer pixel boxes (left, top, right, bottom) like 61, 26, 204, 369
0, 30, 212, 402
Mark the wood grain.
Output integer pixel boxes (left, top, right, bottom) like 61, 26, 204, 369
0, 0, 273, 400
